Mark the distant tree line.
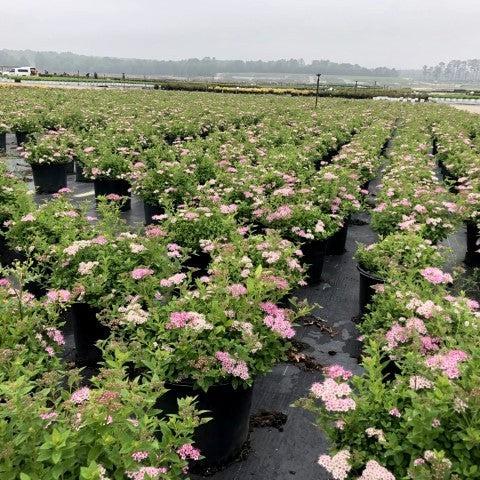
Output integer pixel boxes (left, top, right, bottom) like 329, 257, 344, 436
0, 49, 398, 77
422, 59, 480, 82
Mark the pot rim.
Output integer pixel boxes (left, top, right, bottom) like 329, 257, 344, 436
356, 263, 385, 282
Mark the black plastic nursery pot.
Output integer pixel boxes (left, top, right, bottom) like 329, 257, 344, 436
74, 161, 93, 183
357, 264, 385, 317
143, 201, 165, 225
15, 131, 29, 146
31, 163, 68, 194
326, 222, 349, 255
93, 178, 131, 212
0, 132, 6, 153
360, 179, 370, 191
70, 302, 110, 367
66, 159, 75, 175
301, 238, 328, 285
157, 382, 253, 468
0, 228, 22, 266
184, 251, 211, 278
465, 221, 480, 267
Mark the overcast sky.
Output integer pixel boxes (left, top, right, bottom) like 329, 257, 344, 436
1, 0, 479, 69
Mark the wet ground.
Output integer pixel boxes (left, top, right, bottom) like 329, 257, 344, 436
1, 133, 467, 480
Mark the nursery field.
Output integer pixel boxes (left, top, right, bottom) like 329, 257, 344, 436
1, 86, 480, 480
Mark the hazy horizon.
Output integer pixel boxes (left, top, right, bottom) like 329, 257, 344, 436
2, 0, 480, 70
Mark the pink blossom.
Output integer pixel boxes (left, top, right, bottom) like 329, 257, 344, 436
126, 467, 168, 480
409, 375, 433, 390
220, 204, 238, 214
325, 365, 353, 381
131, 268, 154, 280
318, 450, 351, 480
420, 267, 453, 285
266, 205, 293, 222
215, 351, 250, 380
228, 283, 248, 297
105, 193, 122, 201
177, 444, 201, 461
389, 408, 401, 417
310, 379, 356, 412
425, 350, 468, 379
166, 311, 212, 331
21, 213, 35, 222
70, 387, 91, 404
145, 226, 167, 238
160, 273, 186, 287
358, 460, 395, 480
39, 411, 58, 427
45, 327, 65, 346
132, 451, 149, 462
46, 289, 71, 304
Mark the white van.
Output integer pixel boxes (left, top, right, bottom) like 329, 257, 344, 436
3, 67, 38, 77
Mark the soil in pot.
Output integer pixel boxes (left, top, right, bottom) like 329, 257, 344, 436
70, 302, 110, 367
357, 264, 385, 317
143, 202, 165, 225
301, 238, 328, 285
465, 221, 480, 267
75, 161, 93, 183
326, 221, 349, 255
0, 132, 6, 153
31, 163, 68, 194
157, 382, 253, 469
93, 178, 131, 212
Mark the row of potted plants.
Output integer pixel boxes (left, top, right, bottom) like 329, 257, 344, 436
0, 261, 203, 480
433, 112, 480, 265
299, 109, 480, 478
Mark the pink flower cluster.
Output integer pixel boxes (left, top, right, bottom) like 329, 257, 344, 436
126, 467, 168, 480
131, 268, 154, 280
324, 365, 353, 381
310, 379, 356, 412
166, 311, 212, 331
261, 302, 295, 339
358, 460, 395, 480
425, 349, 468, 379
266, 205, 293, 222
177, 443, 201, 461
70, 387, 91, 404
420, 267, 453, 285
318, 450, 351, 480
228, 283, 248, 297
46, 289, 71, 304
132, 451, 149, 462
220, 204, 238, 214
45, 327, 65, 346
215, 351, 250, 380
409, 375, 433, 390
160, 273, 186, 287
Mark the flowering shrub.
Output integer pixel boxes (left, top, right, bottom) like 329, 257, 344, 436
50, 204, 186, 309
355, 233, 443, 279
21, 129, 77, 166
0, 367, 201, 480
0, 164, 34, 229
208, 230, 306, 290
4, 194, 91, 283
105, 272, 310, 391
162, 205, 238, 252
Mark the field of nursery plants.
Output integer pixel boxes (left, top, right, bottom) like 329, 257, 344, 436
1, 85, 480, 480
